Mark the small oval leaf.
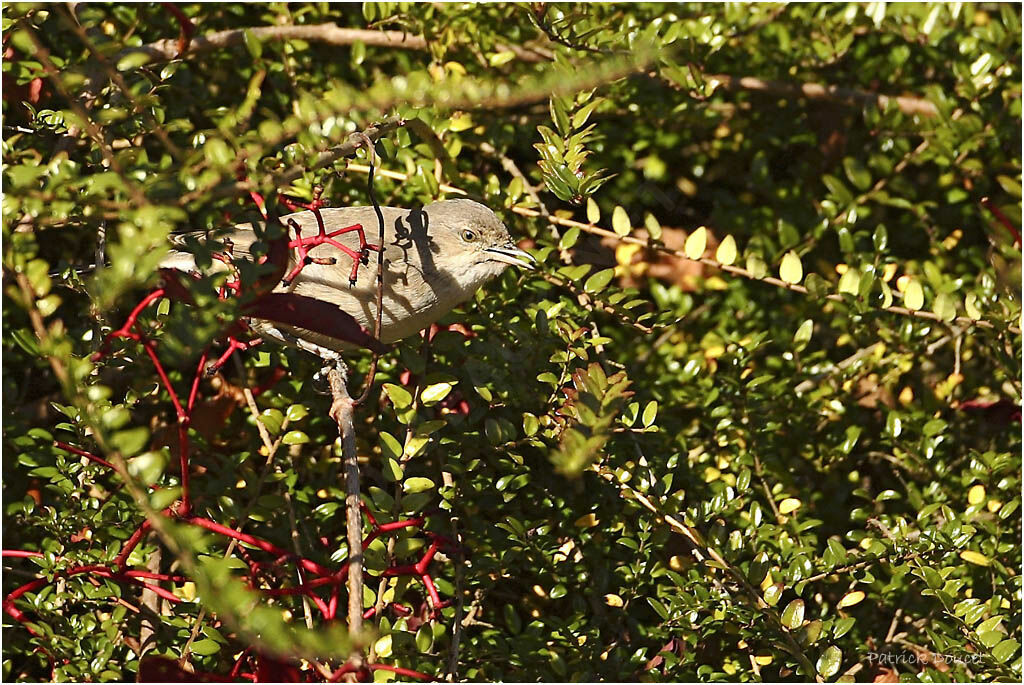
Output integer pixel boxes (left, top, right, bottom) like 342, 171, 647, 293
684, 226, 707, 260
779, 251, 803, 284
716, 234, 737, 265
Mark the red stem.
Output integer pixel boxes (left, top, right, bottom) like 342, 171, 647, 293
186, 517, 334, 577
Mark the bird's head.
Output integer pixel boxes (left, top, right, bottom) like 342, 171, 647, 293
424, 199, 536, 285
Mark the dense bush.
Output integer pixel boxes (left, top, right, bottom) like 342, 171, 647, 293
3, 3, 1021, 682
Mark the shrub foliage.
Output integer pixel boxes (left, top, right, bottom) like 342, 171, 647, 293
3, 3, 1021, 682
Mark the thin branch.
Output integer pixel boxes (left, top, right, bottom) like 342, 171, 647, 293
120, 24, 427, 63
88, 18, 936, 120
198, 117, 404, 209
705, 73, 939, 118
110, 22, 548, 67
327, 366, 365, 670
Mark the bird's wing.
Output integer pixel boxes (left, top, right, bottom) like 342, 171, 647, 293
161, 206, 409, 273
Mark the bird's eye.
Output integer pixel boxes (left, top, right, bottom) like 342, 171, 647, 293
461, 229, 477, 242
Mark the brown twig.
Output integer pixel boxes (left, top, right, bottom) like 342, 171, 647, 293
108, 22, 547, 67
704, 73, 939, 118
77, 17, 935, 121
327, 366, 364, 671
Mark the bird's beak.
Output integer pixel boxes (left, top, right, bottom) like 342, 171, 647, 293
484, 244, 537, 270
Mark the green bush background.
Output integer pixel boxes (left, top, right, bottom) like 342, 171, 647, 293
3, 2, 1021, 682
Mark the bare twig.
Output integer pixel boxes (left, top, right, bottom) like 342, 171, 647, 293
704, 73, 939, 118
327, 367, 364, 661
442, 471, 466, 682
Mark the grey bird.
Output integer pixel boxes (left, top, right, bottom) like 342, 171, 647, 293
161, 198, 536, 357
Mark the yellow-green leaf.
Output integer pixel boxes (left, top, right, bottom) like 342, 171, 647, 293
960, 550, 990, 567
716, 235, 737, 265
403, 477, 435, 494
838, 268, 860, 295
684, 226, 707, 259
612, 206, 630, 236
965, 292, 982, 320
903, 278, 924, 311
746, 253, 767, 279
837, 590, 865, 608
587, 197, 600, 224
933, 292, 957, 322
779, 251, 803, 284
383, 383, 413, 409
374, 634, 393, 658
644, 212, 662, 241
420, 382, 453, 406
779, 498, 801, 515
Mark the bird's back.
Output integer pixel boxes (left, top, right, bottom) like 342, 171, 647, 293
163, 204, 474, 350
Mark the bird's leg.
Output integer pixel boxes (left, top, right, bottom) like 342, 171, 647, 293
211, 239, 242, 297
278, 187, 382, 287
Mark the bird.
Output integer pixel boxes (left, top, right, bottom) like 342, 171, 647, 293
161, 198, 536, 358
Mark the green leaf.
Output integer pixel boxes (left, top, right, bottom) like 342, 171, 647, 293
991, 638, 1019, 663
584, 268, 615, 293
559, 227, 581, 249
111, 428, 149, 457
641, 401, 658, 427
816, 645, 842, 677
281, 430, 309, 445
285, 404, 309, 421
116, 51, 152, 72
793, 319, 814, 346
380, 432, 402, 461
382, 457, 403, 483
189, 639, 222, 656
383, 384, 413, 409
259, 408, 284, 435
420, 382, 453, 406
127, 450, 167, 485
763, 584, 784, 607
781, 599, 805, 629
403, 477, 435, 494
843, 157, 871, 190
612, 206, 631, 236
243, 29, 263, 59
